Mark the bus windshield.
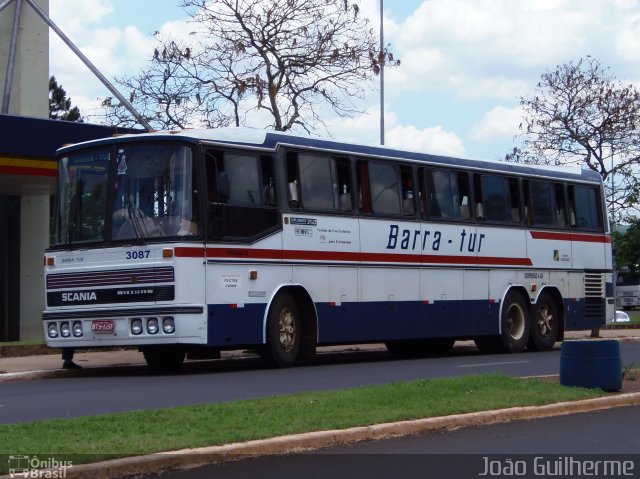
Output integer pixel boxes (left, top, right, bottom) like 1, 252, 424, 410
52, 143, 198, 246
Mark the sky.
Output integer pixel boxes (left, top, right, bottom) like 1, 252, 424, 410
48, 0, 640, 161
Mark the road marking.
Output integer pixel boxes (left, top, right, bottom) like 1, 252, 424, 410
458, 360, 531, 368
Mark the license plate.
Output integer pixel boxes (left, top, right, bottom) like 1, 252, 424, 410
91, 320, 115, 333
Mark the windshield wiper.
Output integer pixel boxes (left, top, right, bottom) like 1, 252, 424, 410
126, 202, 147, 245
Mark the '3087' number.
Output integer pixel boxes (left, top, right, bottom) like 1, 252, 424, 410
125, 250, 150, 260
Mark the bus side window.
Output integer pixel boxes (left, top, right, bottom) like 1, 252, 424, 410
357, 160, 372, 213
527, 181, 553, 226
400, 165, 415, 216
222, 153, 261, 205
525, 180, 567, 228
426, 169, 471, 221
261, 156, 276, 206
369, 162, 401, 215
417, 167, 426, 215
286, 154, 300, 209
554, 183, 567, 227
204, 150, 223, 204
335, 158, 353, 211
569, 184, 602, 231
475, 174, 511, 223
509, 177, 522, 223
297, 154, 335, 211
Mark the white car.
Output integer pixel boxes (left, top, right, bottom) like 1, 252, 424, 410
615, 310, 631, 323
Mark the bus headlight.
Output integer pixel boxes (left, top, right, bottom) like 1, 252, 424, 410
72, 321, 83, 337
60, 322, 71, 338
162, 317, 175, 334
147, 318, 159, 335
47, 322, 59, 338
131, 318, 143, 335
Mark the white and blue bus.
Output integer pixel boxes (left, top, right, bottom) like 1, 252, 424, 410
43, 128, 614, 369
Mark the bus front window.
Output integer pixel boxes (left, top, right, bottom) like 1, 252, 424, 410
52, 149, 110, 246
111, 144, 198, 241
52, 144, 198, 247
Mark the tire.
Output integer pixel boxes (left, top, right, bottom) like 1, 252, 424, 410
500, 291, 530, 353
475, 291, 530, 354
528, 292, 560, 351
261, 292, 301, 367
142, 346, 185, 371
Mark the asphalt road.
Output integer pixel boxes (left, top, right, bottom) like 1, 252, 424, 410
146, 406, 640, 479
1, 342, 639, 424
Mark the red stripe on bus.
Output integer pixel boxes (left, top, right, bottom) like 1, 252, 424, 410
529, 230, 611, 243
174, 247, 206, 257
202, 247, 532, 266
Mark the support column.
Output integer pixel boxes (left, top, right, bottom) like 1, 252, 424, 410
19, 194, 48, 340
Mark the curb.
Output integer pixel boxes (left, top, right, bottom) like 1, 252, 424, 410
22, 392, 640, 479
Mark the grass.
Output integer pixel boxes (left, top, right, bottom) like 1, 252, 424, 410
0, 340, 45, 347
0, 374, 604, 472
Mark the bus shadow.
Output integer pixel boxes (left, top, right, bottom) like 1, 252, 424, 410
67, 342, 560, 379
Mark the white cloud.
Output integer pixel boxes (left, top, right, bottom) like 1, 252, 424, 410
469, 105, 523, 142
48, 0, 189, 119
386, 125, 466, 157
386, 0, 640, 101
49, 0, 113, 30
320, 106, 466, 157
616, 15, 640, 62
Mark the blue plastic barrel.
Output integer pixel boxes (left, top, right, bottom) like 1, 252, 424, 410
560, 340, 622, 391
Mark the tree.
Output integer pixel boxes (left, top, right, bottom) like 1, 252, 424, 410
507, 57, 640, 222
612, 219, 640, 271
100, 0, 398, 133
49, 76, 83, 122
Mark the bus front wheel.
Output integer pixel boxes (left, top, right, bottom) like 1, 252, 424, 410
261, 292, 301, 367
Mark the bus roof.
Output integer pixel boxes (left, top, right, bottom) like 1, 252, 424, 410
57, 127, 603, 184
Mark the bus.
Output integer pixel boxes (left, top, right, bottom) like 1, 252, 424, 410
42, 128, 614, 369
616, 270, 640, 310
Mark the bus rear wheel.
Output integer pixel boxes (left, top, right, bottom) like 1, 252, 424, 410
475, 291, 530, 354
528, 292, 560, 351
261, 292, 301, 368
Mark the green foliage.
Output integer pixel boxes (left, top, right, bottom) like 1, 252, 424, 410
49, 76, 82, 122
613, 218, 640, 270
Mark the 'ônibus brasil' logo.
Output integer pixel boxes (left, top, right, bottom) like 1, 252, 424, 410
61, 291, 97, 303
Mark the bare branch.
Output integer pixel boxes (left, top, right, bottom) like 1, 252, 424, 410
509, 57, 640, 222
98, 0, 399, 135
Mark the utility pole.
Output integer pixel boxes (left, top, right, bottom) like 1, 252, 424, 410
379, 0, 385, 145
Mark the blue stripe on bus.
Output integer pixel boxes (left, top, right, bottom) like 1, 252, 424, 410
207, 303, 266, 347
205, 297, 605, 348
315, 300, 501, 343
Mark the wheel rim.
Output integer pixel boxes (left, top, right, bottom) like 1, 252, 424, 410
506, 303, 526, 340
278, 306, 296, 352
536, 304, 553, 337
